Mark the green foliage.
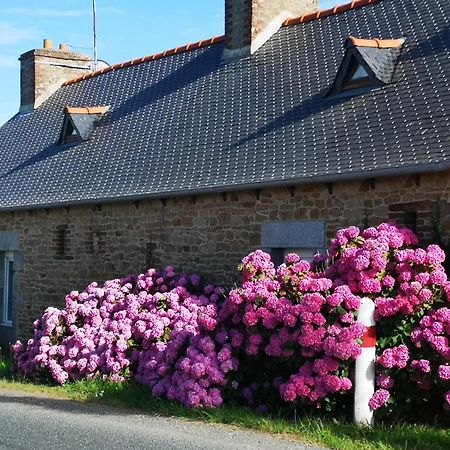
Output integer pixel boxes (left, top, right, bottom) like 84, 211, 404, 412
0, 354, 12, 379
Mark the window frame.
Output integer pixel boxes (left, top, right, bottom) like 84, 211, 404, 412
261, 220, 326, 266
2, 251, 14, 327
59, 115, 81, 145
341, 59, 372, 91
327, 50, 383, 98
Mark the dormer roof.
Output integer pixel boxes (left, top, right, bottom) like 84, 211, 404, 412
60, 106, 110, 144
330, 36, 405, 95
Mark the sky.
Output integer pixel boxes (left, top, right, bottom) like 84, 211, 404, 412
0, 0, 337, 126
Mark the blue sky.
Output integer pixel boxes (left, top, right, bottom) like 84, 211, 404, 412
0, 0, 337, 126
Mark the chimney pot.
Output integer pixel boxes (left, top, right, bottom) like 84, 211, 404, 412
59, 44, 70, 52
43, 38, 53, 49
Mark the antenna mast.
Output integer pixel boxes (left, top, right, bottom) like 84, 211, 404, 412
92, 0, 98, 70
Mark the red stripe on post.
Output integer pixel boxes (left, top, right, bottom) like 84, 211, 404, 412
361, 326, 376, 347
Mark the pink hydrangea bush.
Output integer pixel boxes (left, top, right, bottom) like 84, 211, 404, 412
373, 306, 450, 417
328, 224, 448, 318
11, 222, 450, 420
12, 267, 232, 408
219, 250, 365, 411
328, 223, 450, 419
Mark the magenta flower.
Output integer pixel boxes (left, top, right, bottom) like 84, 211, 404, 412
377, 373, 394, 389
411, 359, 431, 373
369, 389, 390, 410
438, 365, 450, 381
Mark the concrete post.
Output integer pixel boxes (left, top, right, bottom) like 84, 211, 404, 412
354, 296, 376, 426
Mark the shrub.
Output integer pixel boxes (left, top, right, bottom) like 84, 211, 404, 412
11, 223, 450, 421
326, 223, 450, 419
218, 250, 363, 413
217, 223, 449, 418
12, 268, 234, 408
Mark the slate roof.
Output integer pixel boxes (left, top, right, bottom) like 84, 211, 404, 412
0, 0, 449, 211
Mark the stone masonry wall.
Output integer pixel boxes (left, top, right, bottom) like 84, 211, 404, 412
0, 171, 449, 339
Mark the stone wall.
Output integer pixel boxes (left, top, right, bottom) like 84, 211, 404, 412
0, 171, 449, 340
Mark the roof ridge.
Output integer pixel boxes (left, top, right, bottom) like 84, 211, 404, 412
66, 106, 110, 114
63, 35, 225, 86
63, 0, 381, 87
283, 0, 380, 26
345, 36, 405, 48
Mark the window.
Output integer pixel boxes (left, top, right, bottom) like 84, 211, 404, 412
389, 203, 423, 236
341, 59, 372, 91
61, 119, 79, 144
403, 211, 417, 234
56, 226, 67, 256
54, 225, 72, 259
261, 221, 326, 266
1, 252, 14, 326
283, 248, 316, 262
351, 65, 370, 80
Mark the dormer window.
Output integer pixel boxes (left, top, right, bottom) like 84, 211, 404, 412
59, 106, 110, 145
329, 36, 405, 97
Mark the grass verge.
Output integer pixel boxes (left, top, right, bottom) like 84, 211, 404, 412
0, 360, 448, 450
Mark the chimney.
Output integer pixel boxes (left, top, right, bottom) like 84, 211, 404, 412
223, 0, 319, 59
19, 39, 92, 113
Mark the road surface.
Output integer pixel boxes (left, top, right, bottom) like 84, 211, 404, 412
0, 388, 326, 450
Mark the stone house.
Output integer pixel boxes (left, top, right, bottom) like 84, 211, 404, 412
0, 0, 449, 346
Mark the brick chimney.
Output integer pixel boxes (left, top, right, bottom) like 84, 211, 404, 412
223, 0, 319, 59
19, 39, 91, 112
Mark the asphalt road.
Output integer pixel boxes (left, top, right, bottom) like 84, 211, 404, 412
0, 389, 326, 450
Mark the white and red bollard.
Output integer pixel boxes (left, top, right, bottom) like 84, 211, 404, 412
354, 297, 376, 426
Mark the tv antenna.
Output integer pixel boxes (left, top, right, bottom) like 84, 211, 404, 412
92, 0, 98, 70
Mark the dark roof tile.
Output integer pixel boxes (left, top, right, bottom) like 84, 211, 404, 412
0, 0, 449, 210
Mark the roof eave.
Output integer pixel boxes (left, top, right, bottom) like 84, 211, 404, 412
1, 160, 448, 213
